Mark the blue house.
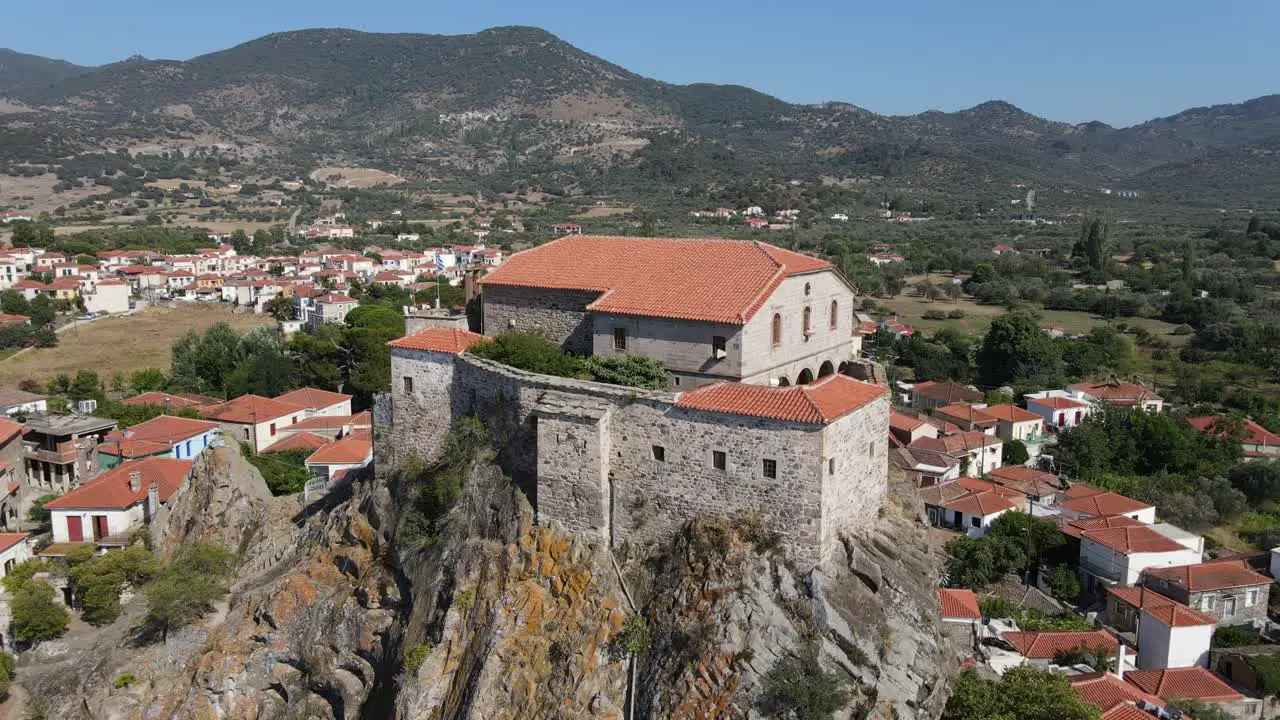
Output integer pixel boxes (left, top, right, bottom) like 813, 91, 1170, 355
98, 415, 223, 470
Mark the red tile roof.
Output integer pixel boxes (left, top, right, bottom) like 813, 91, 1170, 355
1186, 415, 1280, 447
122, 391, 221, 408
986, 465, 1060, 497
43, 457, 192, 510
675, 375, 887, 425
1081, 525, 1185, 554
306, 433, 373, 466
263, 432, 331, 453
981, 404, 1041, 423
478, 236, 835, 324
938, 588, 981, 620
1070, 381, 1162, 404
1108, 585, 1216, 627
934, 403, 998, 426
287, 413, 372, 433
0, 418, 23, 445
314, 293, 356, 304
909, 431, 1001, 456
0, 532, 29, 554
1100, 704, 1153, 720
1059, 490, 1153, 518
942, 489, 1022, 516
1124, 668, 1243, 703
1062, 514, 1147, 539
1144, 560, 1270, 592
200, 395, 304, 424
0, 312, 30, 325
1028, 396, 1088, 410
107, 415, 220, 445
387, 327, 490, 354
1003, 630, 1119, 660
1070, 672, 1164, 713
273, 387, 351, 411
913, 382, 982, 404
889, 410, 926, 432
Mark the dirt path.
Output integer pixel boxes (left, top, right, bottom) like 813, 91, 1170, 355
0, 682, 28, 720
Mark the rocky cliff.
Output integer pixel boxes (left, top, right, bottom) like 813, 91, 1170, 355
15, 446, 955, 720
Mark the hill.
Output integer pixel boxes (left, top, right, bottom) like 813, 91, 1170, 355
3, 27, 1280, 205
0, 48, 89, 93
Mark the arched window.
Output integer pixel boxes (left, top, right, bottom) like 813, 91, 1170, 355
804, 282, 812, 296
772, 313, 782, 347
830, 300, 839, 329
802, 306, 811, 338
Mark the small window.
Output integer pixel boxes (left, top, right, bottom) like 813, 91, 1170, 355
971, 516, 981, 528
403, 376, 414, 394
1202, 596, 1216, 611
771, 314, 782, 347
613, 327, 627, 351
269, 423, 277, 437
828, 458, 835, 475
652, 445, 665, 462
712, 335, 727, 359
830, 300, 839, 329
673, 377, 681, 386
868, 441, 875, 458
713, 450, 727, 471
802, 306, 811, 337
1247, 590, 1259, 607
804, 282, 811, 296
762, 458, 777, 479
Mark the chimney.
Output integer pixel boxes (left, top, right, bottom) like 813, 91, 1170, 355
128, 471, 142, 493
1114, 643, 1126, 681
146, 481, 160, 523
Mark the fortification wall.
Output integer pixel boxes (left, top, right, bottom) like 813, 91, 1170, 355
481, 285, 601, 354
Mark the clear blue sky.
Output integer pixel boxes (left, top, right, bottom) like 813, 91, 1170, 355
6, 0, 1277, 127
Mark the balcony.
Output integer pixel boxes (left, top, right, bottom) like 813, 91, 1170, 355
22, 440, 79, 464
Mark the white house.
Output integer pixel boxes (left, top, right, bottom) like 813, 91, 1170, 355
909, 431, 1003, 477
305, 431, 372, 481
1078, 521, 1202, 586
920, 477, 1025, 536
1024, 393, 1092, 431
1136, 596, 1216, 669
43, 457, 192, 544
980, 404, 1046, 444
199, 395, 307, 452
273, 388, 353, 418
0, 533, 32, 577
938, 588, 982, 627
1060, 485, 1157, 524
83, 279, 131, 315
1068, 380, 1164, 413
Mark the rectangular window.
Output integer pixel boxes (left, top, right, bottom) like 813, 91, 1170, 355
712, 335, 727, 359
713, 450, 727, 471
971, 516, 981, 528
651, 445, 665, 462
868, 441, 876, 458
1247, 590, 1259, 607
762, 458, 777, 479
403, 376, 414, 394
1202, 596, 1216, 611
828, 458, 836, 475
269, 423, 277, 437
613, 327, 627, 351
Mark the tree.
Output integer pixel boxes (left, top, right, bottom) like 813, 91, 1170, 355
944, 537, 998, 589
759, 642, 849, 720
28, 294, 55, 328
144, 541, 235, 642
69, 370, 102, 402
1076, 218, 1111, 271
945, 283, 962, 303
1002, 439, 1029, 466
129, 368, 168, 394
263, 295, 295, 321
943, 666, 1100, 720
0, 290, 29, 316
11, 579, 70, 643
1228, 462, 1280, 504
68, 545, 159, 626
976, 311, 1063, 388
25, 494, 58, 530
1247, 215, 1262, 236
1046, 565, 1080, 602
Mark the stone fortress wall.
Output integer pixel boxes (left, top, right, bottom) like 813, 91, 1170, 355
389, 348, 889, 567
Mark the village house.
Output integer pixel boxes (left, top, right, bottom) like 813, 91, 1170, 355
938, 588, 982, 628
305, 429, 373, 481
1107, 586, 1216, 669
274, 388, 353, 418
1142, 560, 1272, 626
0, 389, 46, 417
96, 415, 222, 469
1068, 380, 1164, 413
890, 446, 961, 486
309, 293, 359, 328
1060, 484, 1157, 523
908, 431, 1003, 476
1075, 518, 1201, 586
888, 410, 938, 446
1068, 672, 1165, 717
1001, 629, 1120, 668
919, 477, 1024, 536
1185, 415, 1280, 459
1123, 668, 1256, 717
22, 414, 117, 491
910, 381, 983, 412
0, 533, 32, 577
985, 465, 1062, 504
43, 457, 191, 546
1024, 393, 1093, 430
200, 395, 307, 452
121, 392, 220, 410
478, 236, 860, 389
932, 403, 999, 434
980, 404, 1046, 444
0, 419, 27, 529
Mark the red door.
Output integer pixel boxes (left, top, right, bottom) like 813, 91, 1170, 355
67, 516, 83, 543
93, 515, 109, 540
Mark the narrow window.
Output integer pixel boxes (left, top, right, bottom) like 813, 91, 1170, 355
802, 306, 811, 337
673, 377, 681, 386
762, 458, 777, 479
652, 445, 665, 462
771, 314, 782, 347
830, 300, 839, 329
804, 282, 811, 296
269, 423, 277, 437
828, 458, 835, 475
868, 441, 875, 457
403, 376, 414, 394
712, 335, 727, 359
613, 327, 627, 351
713, 450, 727, 471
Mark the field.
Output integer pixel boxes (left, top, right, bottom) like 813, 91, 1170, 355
0, 173, 102, 213
310, 166, 404, 188
0, 304, 273, 387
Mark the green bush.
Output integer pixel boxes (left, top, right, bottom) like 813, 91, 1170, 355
0, 650, 10, 701
1046, 565, 1081, 602
922, 309, 948, 321
760, 642, 849, 720
1212, 625, 1262, 648
616, 615, 652, 655
1249, 654, 1280, 698
243, 445, 313, 496
25, 494, 59, 530
144, 541, 235, 642
113, 672, 137, 688
468, 331, 584, 377
403, 643, 433, 674
582, 354, 671, 390
0, 559, 48, 594
400, 420, 493, 548
69, 546, 159, 626
453, 588, 475, 612
11, 579, 70, 643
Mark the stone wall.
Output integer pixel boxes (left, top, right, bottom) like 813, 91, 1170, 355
589, 312, 745, 387
739, 270, 856, 384
481, 285, 601, 354
388, 348, 888, 567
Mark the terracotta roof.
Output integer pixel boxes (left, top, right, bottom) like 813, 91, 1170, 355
909, 431, 1001, 456
1144, 560, 1270, 592
1027, 396, 1088, 409
1003, 630, 1119, 660
675, 375, 887, 425
1059, 490, 1153, 518
314, 293, 356, 303
986, 465, 1060, 497
0, 533, 29, 554
955, 476, 1024, 497
1062, 514, 1146, 539
1070, 672, 1164, 713
942, 490, 1021, 516
0, 312, 30, 325
273, 387, 351, 411
1124, 668, 1243, 703
43, 457, 192, 510
478, 236, 835, 324
200, 394, 305, 424
1186, 416, 1280, 447
1100, 705, 1153, 720
981, 404, 1041, 423
1070, 381, 1162, 403
913, 382, 982, 404
938, 588, 981, 620
287, 413, 372, 433
934, 403, 998, 426
306, 433, 373, 466
889, 410, 926, 432
121, 391, 221, 408
0, 417, 23, 445
1109, 584, 1216, 627
1081, 525, 1184, 554
107, 415, 219, 445
388, 327, 490, 354
1065, 483, 1105, 499
263, 432, 331, 453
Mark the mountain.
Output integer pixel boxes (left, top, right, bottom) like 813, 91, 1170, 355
3, 27, 1279, 204
0, 48, 89, 93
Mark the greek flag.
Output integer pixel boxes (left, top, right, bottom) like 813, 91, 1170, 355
434, 254, 447, 273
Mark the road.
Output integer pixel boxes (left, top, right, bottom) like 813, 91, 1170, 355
287, 206, 301, 234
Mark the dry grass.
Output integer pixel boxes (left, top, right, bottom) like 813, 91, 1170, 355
0, 173, 102, 213
311, 166, 403, 188
0, 304, 273, 387
573, 206, 634, 218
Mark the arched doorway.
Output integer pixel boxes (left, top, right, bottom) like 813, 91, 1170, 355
797, 368, 815, 385
818, 361, 835, 378
777, 377, 791, 387
838, 361, 851, 376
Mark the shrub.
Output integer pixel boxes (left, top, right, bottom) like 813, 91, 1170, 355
113, 672, 137, 688
947, 309, 967, 319
25, 494, 59, 530
922, 310, 948, 321
1249, 654, 1280, 698
403, 643, 433, 674
615, 615, 652, 656
1046, 565, 1080, 602
400, 420, 492, 548
0, 559, 48, 594
69, 545, 159, 626
244, 445, 312, 495
760, 642, 849, 720
1212, 625, 1261, 648
144, 541, 235, 642
453, 588, 475, 612
11, 579, 70, 643
468, 331, 584, 378
1002, 439, 1030, 466
582, 354, 671, 389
